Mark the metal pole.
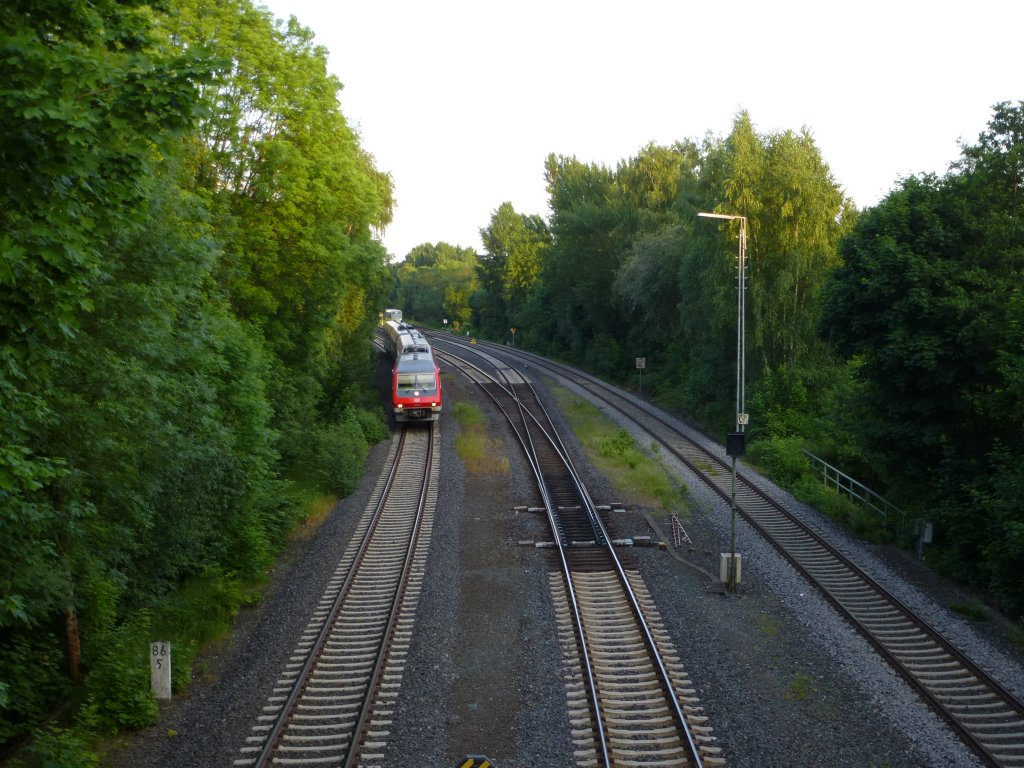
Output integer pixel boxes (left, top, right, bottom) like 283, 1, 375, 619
731, 218, 746, 595
730, 456, 737, 592
697, 211, 747, 596
736, 244, 742, 433
738, 217, 747, 433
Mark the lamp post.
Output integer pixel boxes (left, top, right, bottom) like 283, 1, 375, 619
698, 211, 748, 593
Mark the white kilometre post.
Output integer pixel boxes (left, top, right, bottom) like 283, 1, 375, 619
150, 640, 171, 700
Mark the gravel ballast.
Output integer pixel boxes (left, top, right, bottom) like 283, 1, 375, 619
103, 354, 1024, 768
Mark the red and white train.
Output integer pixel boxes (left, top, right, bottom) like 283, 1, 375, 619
383, 315, 442, 422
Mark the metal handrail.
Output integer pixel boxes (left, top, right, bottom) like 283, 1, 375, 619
802, 449, 906, 530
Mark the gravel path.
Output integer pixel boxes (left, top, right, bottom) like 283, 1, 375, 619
101, 353, 1024, 768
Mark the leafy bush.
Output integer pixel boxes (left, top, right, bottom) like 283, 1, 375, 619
747, 436, 810, 487
791, 476, 890, 544
150, 572, 253, 691
599, 429, 640, 466
308, 411, 370, 497
1008, 623, 1024, 651
931, 445, 1024, 617
78, 614, 157, 734
0, 632, 68, 744
745, 436, 893, 544
949, 601, 990, 622
249, 478, 308, 556
9, 726, 99, 768
348, 405, 389, 445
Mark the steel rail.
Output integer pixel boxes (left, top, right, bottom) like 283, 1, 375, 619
249, 427, 408, 767
435, 348, 613, 767
449, 334, 1024, 768
249, 424, 434, 768
342, 423, 435, 768
437, 345, 706, 767
520, 374, 706, 768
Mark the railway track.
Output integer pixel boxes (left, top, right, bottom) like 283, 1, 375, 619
438, 347, 722, 767
435, 334, 1024, 768
234, 424, 438, 768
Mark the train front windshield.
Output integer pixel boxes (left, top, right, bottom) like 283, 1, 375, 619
397, 372, 437, 393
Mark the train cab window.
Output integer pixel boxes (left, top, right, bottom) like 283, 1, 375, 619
397, 372, 437, 392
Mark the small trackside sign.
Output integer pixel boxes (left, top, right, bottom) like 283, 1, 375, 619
457, 756, 495, 768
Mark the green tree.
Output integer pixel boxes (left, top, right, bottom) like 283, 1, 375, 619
610, 142, 700, 390
671, 113, 851, 429
533, 144, 696, 374
167, 0, 393, 466
615, 141, 699, 221
0, 0, 209, 640
820, 175, 1000, 488
171, 0, 392, 357
754, 128, 852, 369
611, 227, 687, 378
536, 154, 626, 369
473, 243, 510, 338
394, 242, 478, 327
667, 121, 760, 425
477, 202, 551, 335
1, 0, 394, 748
820, 102, 1024, 612
0, 0, 220, 743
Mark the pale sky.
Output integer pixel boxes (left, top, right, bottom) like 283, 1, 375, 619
258, 0, 1022, 261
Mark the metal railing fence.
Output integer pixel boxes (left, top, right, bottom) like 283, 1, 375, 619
802, 449, 908, 532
